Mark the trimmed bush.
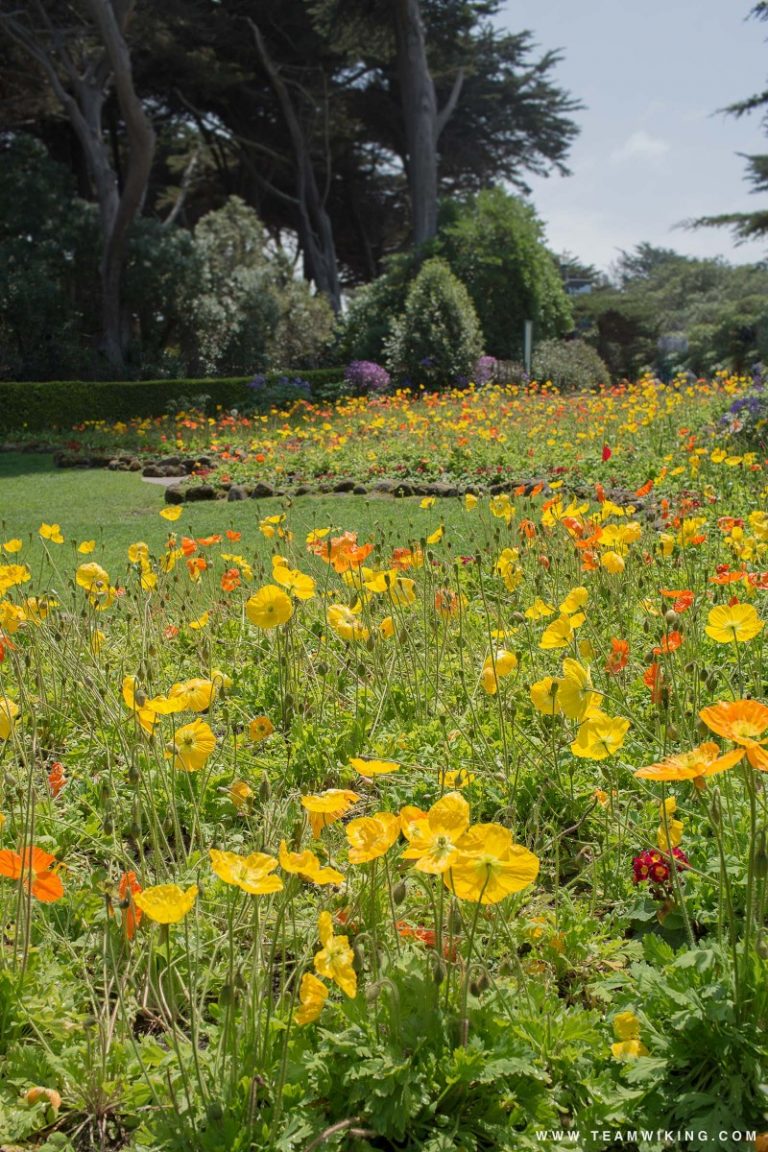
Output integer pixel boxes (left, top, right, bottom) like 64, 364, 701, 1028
531, 339, 610, 391
385, 258, 483, 389
0, 369, 346, 435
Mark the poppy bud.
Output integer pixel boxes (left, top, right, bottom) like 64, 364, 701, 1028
431, 954, 447, 985
316, 661, 328, 676
259, 774, 271, 803
365, 980, 382, 1003
665, 725, 678, 742
448, 906, 464, 934
352, 940, 365, 974
664, 610, 679, 627
757, 932, 768, 960
392, 880, 408, 906
470, 968, 490, 995
127, 764, 139, 785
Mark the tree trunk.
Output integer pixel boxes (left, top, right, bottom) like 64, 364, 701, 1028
392, 0, 464, 250
250, 20, 342, 314
393, 0, 438, 248
0, 0, 155, 371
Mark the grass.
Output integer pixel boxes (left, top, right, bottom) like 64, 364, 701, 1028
0, 454, 464, 575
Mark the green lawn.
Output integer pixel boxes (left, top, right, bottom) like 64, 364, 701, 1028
0, 453, 469, 574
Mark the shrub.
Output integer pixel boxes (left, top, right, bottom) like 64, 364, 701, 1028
437, 189, 573, 360
384, 258, 483, 389
531, 338, 610, 391
343, 360, 391, 395
0, 370, 347, 434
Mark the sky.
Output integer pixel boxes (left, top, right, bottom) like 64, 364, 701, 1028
498, 0, 768, 272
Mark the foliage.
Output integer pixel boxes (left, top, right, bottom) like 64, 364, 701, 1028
575, 244, 768, 379
437, 188, 573, 359
385, 257, 484, 387
531, 339, 610, 391
182, 198, 335, 377
689, 3, 768, 241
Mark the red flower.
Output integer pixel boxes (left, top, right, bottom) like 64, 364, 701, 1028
602, 444, 612, 462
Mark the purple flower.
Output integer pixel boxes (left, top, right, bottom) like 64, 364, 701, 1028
344, 360, 391, 395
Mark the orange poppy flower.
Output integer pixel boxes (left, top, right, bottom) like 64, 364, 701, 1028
605, 637, 629, 674
635, 741, 743, 781
699, 700, 768, 770
635, 479, 654, 497
48, 762, 66, 798
180, 536, 198, 557
643, 663, 664, 705
0, 846, 64, 902
221, 567, 241, 592
226, 530, 242, 542
196, 535, 222, 547
660, 589, 694, 613
653, 631, 682, 655
118, 870, 143, 939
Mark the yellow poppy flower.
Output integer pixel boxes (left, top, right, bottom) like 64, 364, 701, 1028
426, 525, 444, 545
168, 678, 216, 712
345, 812, 401, 864
444, 823, 539, 904
249, 716, 275, 742
229, 780, 254, 808
76, 562, 110, 593
278, 841, 344, 885
601, 551, 625, 574
705, 603, 763, 644
314, 911, 356, 998
167, 719, 216, 772
246, 585, 294, 629
571, 712, 630, 760
530, 675, 562, 716
0, 600, 25, 635
39, 523, 64, 544
272, 563, 317, 600
209, 848, 283, 895
481, 649, 518, 694
525, 597, 556, 621
133, 883, 198, 924
160, 506, 183, 521
379, 616, 395, 639
0, 697, 20, 740
2, 539, 22, 554
327, 604, 369, 642
539, 613, 585, 650
301, 789, 360, 837
420, 496, 436, 509
559, 587, 589, 615
295, 972, 329, 1025
189, 612, 209, 630
610, 1011, 648, 1059
464, 493, 478, 510
127, 542, 150, 565
557, 658, 600, 721
349, 756, 399, 778
402, 792, 470, 874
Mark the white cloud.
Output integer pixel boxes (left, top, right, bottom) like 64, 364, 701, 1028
611, 130, 671, 162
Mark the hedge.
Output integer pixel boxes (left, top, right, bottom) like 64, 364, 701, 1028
0, 369, 346, 435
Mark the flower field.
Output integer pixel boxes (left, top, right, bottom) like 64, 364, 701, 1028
1, 376, 768, 1152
